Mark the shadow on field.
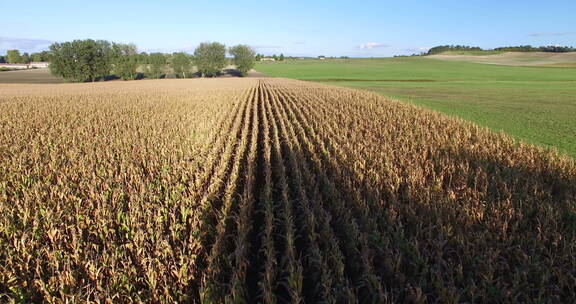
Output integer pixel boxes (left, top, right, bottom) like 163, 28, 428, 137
223, 68, 243, 77
299, 132, 576, 301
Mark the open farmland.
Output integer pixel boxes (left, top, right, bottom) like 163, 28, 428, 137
429, 51, 576, 67
1, 78, 576, 303
256, 57, 576, 158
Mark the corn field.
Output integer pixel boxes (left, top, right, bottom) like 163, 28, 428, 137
1, 78, 575, 303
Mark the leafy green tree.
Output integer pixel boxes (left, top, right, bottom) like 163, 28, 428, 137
20, 52, 30, 64
0, 55, 5, 63
194, 42, 226, 77
49, 39, 113, 82
112, 43, 139, 80
137, 52, 149, 64
279, 53, 285, 61
31, 53, 42, 62
427, 45, 482, 55
42, 51, 50, 61
171, 52, 192, 78
148, 52, 166, 78
229, 44, 256, 77
31, 51, 50, 62
6, 50, 21, 64
136, 52, 149, 74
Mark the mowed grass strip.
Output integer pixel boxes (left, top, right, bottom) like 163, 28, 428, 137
256, 57, 576, 157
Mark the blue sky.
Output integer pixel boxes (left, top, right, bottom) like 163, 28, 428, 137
1, 0, 575, 57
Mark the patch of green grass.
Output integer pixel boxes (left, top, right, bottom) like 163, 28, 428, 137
256, 58, 576, 158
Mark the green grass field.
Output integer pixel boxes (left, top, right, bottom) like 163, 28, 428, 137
256, 57, 576, 158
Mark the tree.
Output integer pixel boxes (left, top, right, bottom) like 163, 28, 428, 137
229, 44, 256, 77
49, 39, 113, 82
0, 56, 5, 63
31, 51, 50, 62
112, 43, 139, 80
279, 53, 285, 61
137, 52, 149, 64
426, 45, 482, 55
171, 52, 192, 78
136, 52, 149, 74
6, 50, 21, 64
194, 42, 226, 77
148, 53, 166, 79
20, 52, 30, 64
31, 53, 43, 62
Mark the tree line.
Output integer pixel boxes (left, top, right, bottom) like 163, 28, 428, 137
0, 50, 50, 64
493, 45, 576, 52
426, 44, 576, 55
7, 39, 256, 82
255, 53, 285, 61
426, 45, 483, 55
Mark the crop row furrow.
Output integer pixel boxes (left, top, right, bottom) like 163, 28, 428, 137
199, 85, 258, 302
192, 88, 252, 198
193, 86, 256, 300
273, 81, 388, 301
264, 81, 352, 303
266, 81, 379, 301
255, 80, 279, 304
261, 83, 305, 303
227, 80, 262, 303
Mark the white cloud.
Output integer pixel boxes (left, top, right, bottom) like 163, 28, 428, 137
405, 46, 430, 53
359, 42, 389, 49
0, 37, 53, 53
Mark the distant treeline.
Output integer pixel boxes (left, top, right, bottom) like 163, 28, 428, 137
2, 39, 256, 82
255, 53, 350, 61
427, 45, 482, 55
256, 53, 286, 61
493, 45, 576, 53
0, 50, 50, 64
427, 45, 576, 55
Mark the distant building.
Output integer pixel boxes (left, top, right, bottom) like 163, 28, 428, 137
30, 62, 49, 68
260, 57, 276, 61
0, 63, 29, 70
0, 62, 49, 69
318, 56, 326, 60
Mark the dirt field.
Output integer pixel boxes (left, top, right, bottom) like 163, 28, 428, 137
429, 51, 576, 66
1, 78, 575, 302
0, 68, 64, 83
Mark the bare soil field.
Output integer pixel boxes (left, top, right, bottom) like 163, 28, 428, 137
0, 68, 64, 83
430, 51, 576, 67
1, 78, 575, 302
